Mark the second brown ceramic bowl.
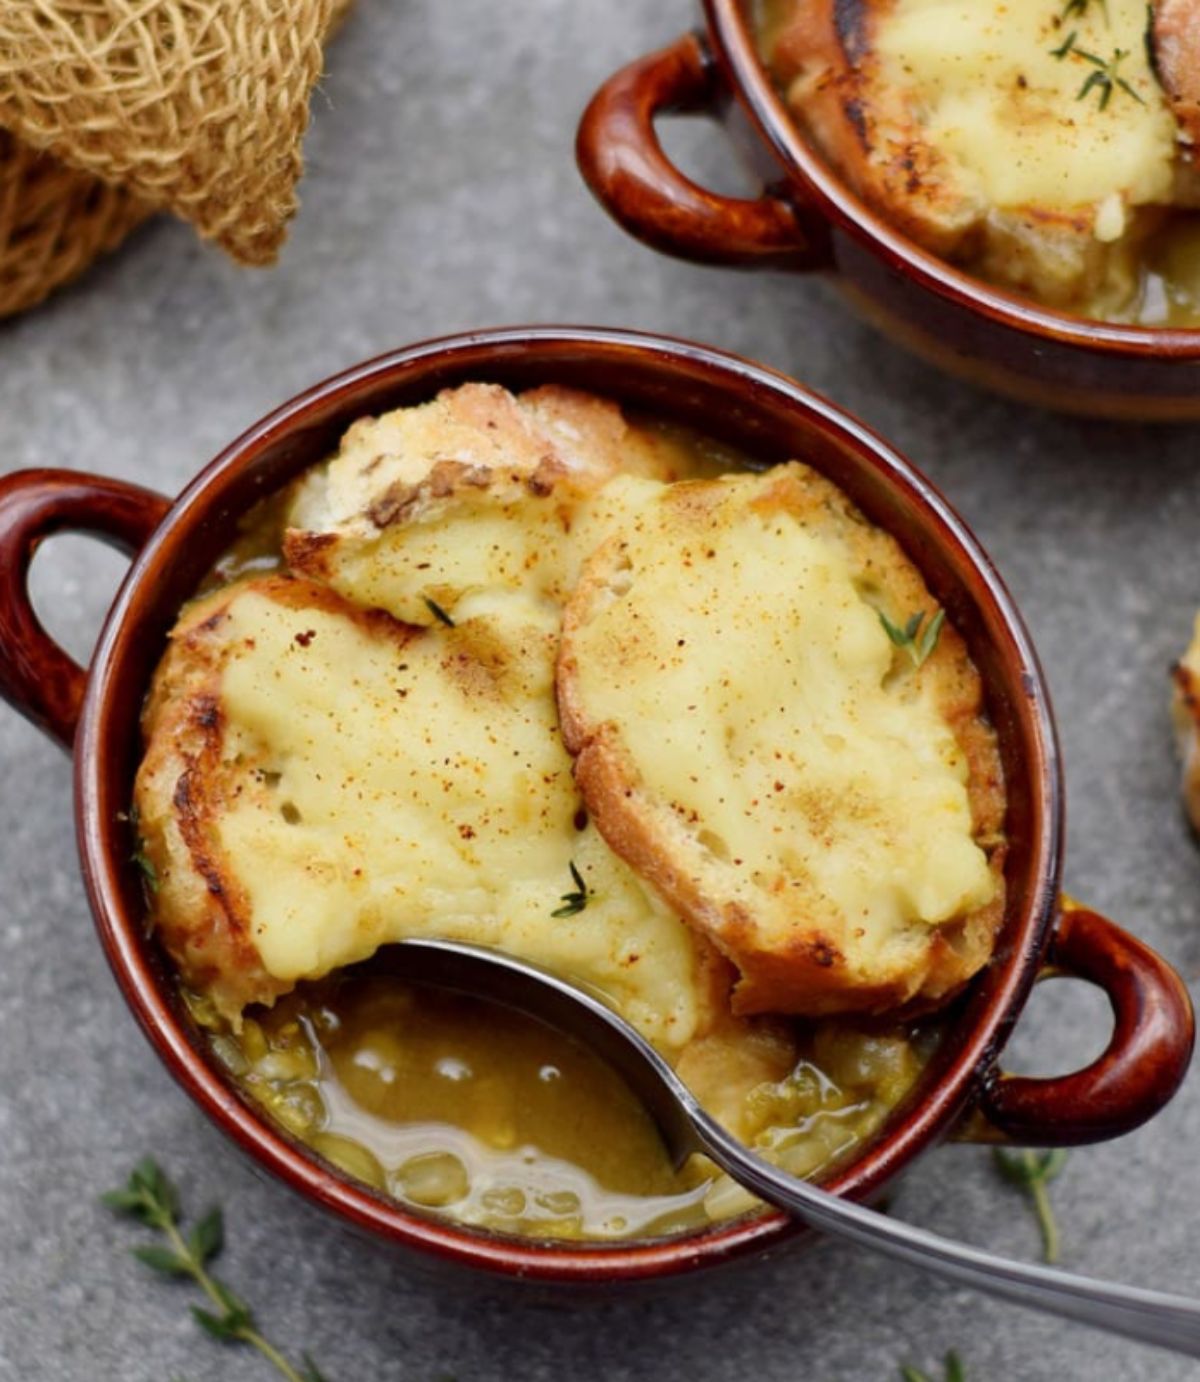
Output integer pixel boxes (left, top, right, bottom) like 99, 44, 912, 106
577, 2, 1200, 419
0, 327, 1192, 1285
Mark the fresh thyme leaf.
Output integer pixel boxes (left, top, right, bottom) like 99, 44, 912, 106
993, 1147, 1068, 1263
879, 610, 914, 649
135, 1159, 179, 1220
1062, 0, 1107, 19
103, 1159, 330, 1381
191, 1304, 245, 1341
132, 848, 159, 891
100, 1187, 146, 1214
1079, 66, 1110, 106
1068, 45, 1145, 108
125, 805, 161, 894
878, 608, 945, 668
899, 1353, 966, 1382
301, 1355, 330, 1382
423, 596, 456, 628
131, 1244, 191, 1277
1050, 28, 1078, 58
188, 1207, 223, 1265
552, 860, 589, 917
916, 609, 946, 666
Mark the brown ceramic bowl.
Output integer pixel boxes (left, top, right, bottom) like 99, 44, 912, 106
0, 327, 1192, 1284
577, 5, 1200, 419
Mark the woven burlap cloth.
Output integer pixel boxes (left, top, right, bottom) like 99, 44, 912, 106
0, 0, 354, 320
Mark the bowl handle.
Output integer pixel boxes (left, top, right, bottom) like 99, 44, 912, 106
576, 32, 828, 268
0, 468, 170, 751
970, 900, 1194, 1146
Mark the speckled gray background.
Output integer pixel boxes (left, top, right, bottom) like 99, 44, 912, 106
2, 3, 1199, 1379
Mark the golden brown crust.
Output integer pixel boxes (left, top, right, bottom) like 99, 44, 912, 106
557, 466, 1006, 1019
1172, 655, 1200, 832
768, 0, 981, 256
135, 574, 419, 1022
765, 0, 1151, 306
1153, 0, 1200, 159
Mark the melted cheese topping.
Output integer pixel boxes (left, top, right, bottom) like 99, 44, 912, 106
292, 460, 667, 628
213, 585, 710, 1052
567, 474, 995, 963
876, 0, 1177, 228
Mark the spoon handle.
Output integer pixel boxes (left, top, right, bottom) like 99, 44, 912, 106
694, 1114, 1200, 1358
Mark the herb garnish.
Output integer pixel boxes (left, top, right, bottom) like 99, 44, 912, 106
423, 596, 456, 628
103, 1159, 328, 1381
1049, 33, 1146, 108
123, 804, 160, 893
1050, 27, 1080, 58
1061, 0, 1107, 21
899, 1352, 966, 1382
1077, 46, 1145, 108
993, 1147, 1069, 1263
552, 860, 589, 917
878, 609, 945, 668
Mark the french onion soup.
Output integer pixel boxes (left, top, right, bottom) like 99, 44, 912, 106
755, 0, 1200, 324
133, 383, 1005, 1240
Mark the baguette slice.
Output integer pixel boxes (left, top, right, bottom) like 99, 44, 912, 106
557, 466, 1006, 1018
135, 572, 726, 1051
1154, 0, 1200, 161
765, 0, 1178, 309
1172, 614, 1200, 831
284, 382, 694, 625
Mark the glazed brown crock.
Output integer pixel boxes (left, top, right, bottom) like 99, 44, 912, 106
0, 327, 1192, 1285
577, 5, 1200, 419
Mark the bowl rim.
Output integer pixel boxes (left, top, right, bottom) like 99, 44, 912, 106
707, 0, 1200, 356
73, 325, 1063, 1282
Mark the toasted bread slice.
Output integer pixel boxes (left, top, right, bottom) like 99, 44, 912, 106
284, 382, 695, 625
1172, 614, 1200, 831
764, 0, 1178, 309
135, 573, 726, 1050
557, 466, 1006, 1018
1154, 0, 1200, 159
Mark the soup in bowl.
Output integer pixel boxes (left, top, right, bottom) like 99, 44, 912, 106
577, 5, 1200, 417
0, 328, 1190, 1281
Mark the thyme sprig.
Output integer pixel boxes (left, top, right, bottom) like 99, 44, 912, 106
552, 860, 590, 917
1049, 32, 1146, 108
1077, 46, 1145, 108
102, 1159, 328, 1381
878, 608, 945, 668
993, 1147, 1069, 1263
900, 1353, 966, 1382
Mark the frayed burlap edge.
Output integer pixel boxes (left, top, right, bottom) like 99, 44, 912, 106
0, 0, 356, 321
0, 131, 151, 320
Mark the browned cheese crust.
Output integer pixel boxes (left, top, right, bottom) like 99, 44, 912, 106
281, 381, 689, 595
770, 0, 982, 257
134, 574, 419, 1021
556, 466, 1007, 1019
766, 0, 1157, 305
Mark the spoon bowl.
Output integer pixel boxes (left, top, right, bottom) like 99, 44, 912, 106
386, 936, 1200, 1360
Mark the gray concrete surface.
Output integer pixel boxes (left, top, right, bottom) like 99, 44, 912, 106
2, 2, 1199, 1378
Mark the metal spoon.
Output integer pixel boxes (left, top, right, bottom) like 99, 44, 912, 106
385, 936, 1200, 1359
